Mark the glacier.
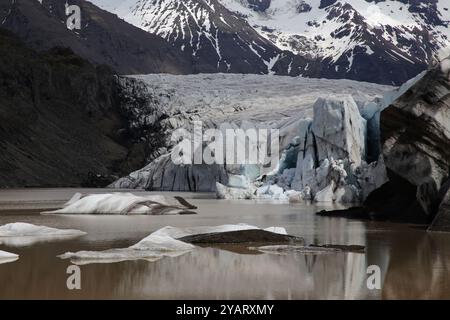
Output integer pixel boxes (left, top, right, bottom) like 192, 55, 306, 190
108, 73, 416, 203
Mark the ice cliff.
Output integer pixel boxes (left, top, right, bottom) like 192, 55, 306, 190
216, 95, 389, 203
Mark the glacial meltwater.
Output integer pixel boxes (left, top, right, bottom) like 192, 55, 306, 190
0, 189, 449, 300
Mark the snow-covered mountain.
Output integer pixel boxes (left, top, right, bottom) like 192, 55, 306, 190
90, 0, 314, 75
226, 0, 450, 84
91, 0, 450, 85
222, 0, 450, 59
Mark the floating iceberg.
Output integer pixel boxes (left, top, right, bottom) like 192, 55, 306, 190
0, 223, 86, 247
59, 223, 290, 265
0, 250, 19, 264
216, 182, 256, 200
59, 234, 195, 265
0, 222, 86, 237
43, 193, 198, 215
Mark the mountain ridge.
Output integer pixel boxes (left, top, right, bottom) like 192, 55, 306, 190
0, 0, 194, 74
91, 0, 450, 84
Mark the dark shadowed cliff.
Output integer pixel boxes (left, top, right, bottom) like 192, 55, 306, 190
0, 29, 148, 187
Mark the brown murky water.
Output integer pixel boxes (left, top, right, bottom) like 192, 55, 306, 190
0, 189, 450, 300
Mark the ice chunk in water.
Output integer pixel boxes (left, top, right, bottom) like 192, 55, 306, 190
0, 222, 86, 238
59, 223, 289, 265
59, 232, 195, 265
43, 193, 197, 215
0, 222, 86, 247
0, 250, 19, 264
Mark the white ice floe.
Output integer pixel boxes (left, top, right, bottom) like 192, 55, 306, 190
43, 193, 197, 215
0, 222, 86, 247
0, 222, 86, 237
59, 235, 194, 265
0, 250, 19, 264
59, 223, 288, 265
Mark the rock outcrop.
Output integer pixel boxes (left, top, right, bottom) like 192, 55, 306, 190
428, 178, 450, 231
179, 229, 304, 244
379, 57, 450, 222
427, 184, 450, 232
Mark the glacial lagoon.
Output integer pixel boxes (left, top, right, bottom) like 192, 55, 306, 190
0, 189, 449, 300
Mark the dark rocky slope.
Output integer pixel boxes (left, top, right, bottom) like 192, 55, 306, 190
0, 0, 193, 75
379, 60, 450, 223
0, 29, 148, 187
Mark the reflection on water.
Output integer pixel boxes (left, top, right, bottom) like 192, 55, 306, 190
0, 241, 370, 299
381, 231, 450, 299
0, 189, 450, 299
